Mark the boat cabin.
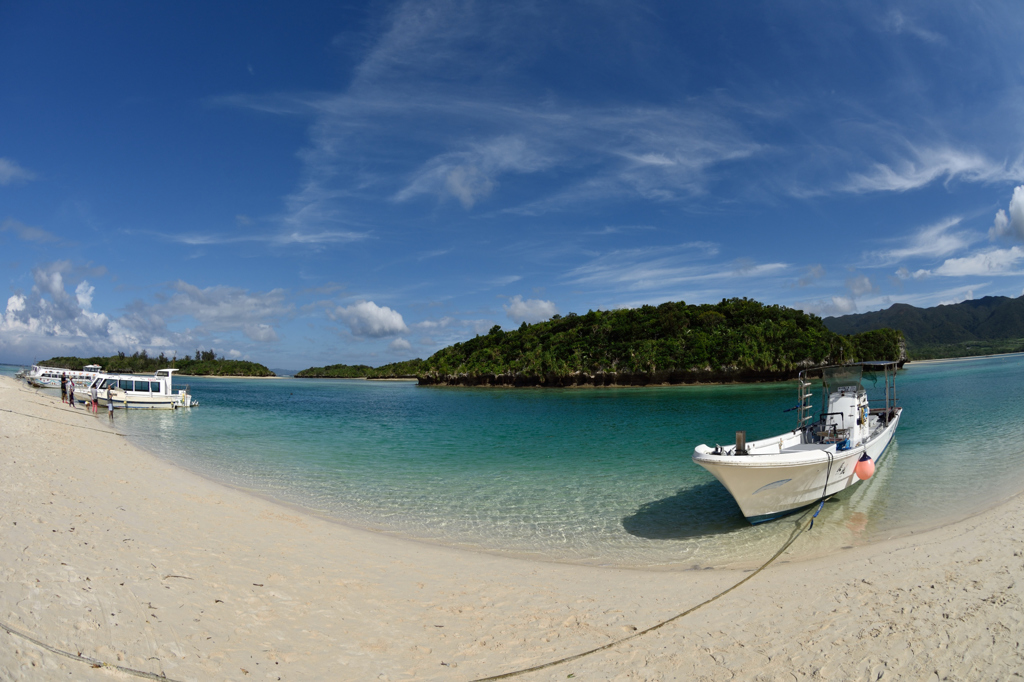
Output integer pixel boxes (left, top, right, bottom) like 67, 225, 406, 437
88, 368, 197, 409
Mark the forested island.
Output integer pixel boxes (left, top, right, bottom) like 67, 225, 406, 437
38, 350, 275, 377
298, 298, 905, 388
295, 359, 425, 378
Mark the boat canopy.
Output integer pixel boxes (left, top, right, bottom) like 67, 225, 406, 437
821, 365, 863, 390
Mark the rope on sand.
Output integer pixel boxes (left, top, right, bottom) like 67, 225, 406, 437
470, 503, 824, 681
0, 407, 126, 436
0, 620, 179, 681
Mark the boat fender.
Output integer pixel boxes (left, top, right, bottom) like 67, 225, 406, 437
854, 454, 875, 480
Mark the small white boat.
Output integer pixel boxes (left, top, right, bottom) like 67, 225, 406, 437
88, 369, 199, 409
25, 364, 103, 390
692, 362, 902, 524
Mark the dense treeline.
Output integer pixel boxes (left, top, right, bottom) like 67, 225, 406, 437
38, 350, 275, 377
296, 358, 426, 378
824, 295, 1024, 359
295, 363, 373, 378
418, 298, 903, 386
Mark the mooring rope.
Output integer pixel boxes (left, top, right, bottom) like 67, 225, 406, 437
0, 407, 126, 436
810, 449, 834, 531
469, 502, 825, 681
0, 620, 178, 680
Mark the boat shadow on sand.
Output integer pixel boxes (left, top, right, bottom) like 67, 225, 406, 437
621, 481, 752, 539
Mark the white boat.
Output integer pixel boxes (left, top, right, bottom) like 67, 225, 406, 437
88, 369, 199, 409
692, 362, 902, 524
25, 364, 103, 390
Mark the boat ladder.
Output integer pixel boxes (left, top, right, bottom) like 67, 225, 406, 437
796, 379, 814, 428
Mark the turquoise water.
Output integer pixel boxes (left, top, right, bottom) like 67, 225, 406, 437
6, 355, 1024, 568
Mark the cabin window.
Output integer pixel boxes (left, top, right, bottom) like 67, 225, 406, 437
103, 379, 117, 389
119, 379, 133, 390
134, 381, 150, 392
150, 381, 161, 392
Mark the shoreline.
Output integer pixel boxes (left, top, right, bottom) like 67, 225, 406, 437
906, 349, 1024, 364
2, 375, 1023, 679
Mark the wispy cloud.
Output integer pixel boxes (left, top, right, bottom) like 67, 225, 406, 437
564, 243, 785, 293
168, 229, 369, 246
0, 158, 36, 185
879, 9, 946, 45
869, 216, 977, 266
395, 135, 550, 208
1, 218, 58, 243
841, 146, 1023, 195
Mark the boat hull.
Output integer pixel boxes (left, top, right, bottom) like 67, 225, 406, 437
97, 396, 179, 410
693, 409, 901, 523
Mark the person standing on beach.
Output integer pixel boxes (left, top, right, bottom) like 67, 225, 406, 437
107, 384, 114, 421
60, 373, 67, 403
67, 381, 75, 408
91, 382, 99, 414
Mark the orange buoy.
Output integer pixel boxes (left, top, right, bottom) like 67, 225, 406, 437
854, 454, 875, 480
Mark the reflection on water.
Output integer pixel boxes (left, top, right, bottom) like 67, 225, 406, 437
9, 355, 1024, 568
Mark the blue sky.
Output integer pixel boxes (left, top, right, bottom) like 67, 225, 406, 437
2, 1, 1023, 369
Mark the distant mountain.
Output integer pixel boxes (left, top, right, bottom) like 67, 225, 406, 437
823, 295, 1024, 359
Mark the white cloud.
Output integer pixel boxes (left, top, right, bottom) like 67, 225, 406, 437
939, 288, 974, 306
228, 349, 242, 358
244, 323, 279, 343
389, 337, 412, 352
926, 246, 1024, 277
845, 274, 877, 297
0, 158, 36, 185
1, 263, 124, 361
503, 295, 557, 324
75, 281, 95, 309
0, 264, 296, 362
794, 296, 858, 317
330, 300, 409, 337
989, 185, 1024, 241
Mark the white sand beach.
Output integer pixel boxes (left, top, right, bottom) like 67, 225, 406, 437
2, 373, 1022, 681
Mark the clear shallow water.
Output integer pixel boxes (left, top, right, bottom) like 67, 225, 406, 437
7, 356, 1024, 569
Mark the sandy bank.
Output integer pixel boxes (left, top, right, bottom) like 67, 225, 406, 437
1, 374, 1022, 680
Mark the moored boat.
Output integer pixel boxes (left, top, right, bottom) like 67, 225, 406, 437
25, 364, 103, 390
89, 368, 199, 409
692, 361, 902, 523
